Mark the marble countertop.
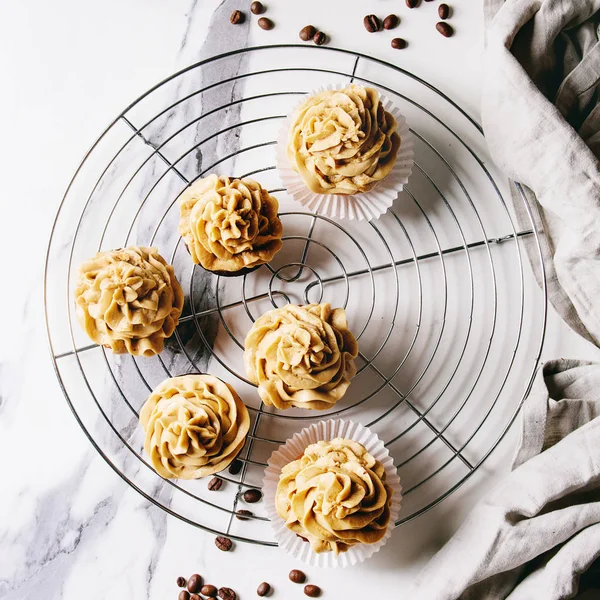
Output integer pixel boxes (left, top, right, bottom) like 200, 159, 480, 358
2, 1, 599, 599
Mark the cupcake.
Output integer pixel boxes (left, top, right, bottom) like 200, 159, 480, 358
275, 438, 393, 554
243, 303, 358, 410
139, 374, 250, 479
74, 246, 184, 356
287, 85, 401, 195
177, 174, 283, 276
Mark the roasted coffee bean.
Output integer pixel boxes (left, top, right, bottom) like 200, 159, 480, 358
257, 582, 271, 596
228, 458, 243, 475
201, 585, 218, 597
230, 10, 244, 24
218, 587, 236, 600
176, 576, 187, 588
257, 17, 274, 30
438, 3, 450, 19
363, 14, 381, 33
178, 592, 190, 600
187, 574, 203, 594
304, 585, 321, 598
250, 1, 264, 14
383, 14, 399, 30
406, 0, 418, 7
313, 31, 326, 46
190, 595, 201, 600
208, 477, 223, 491
215, 535, 233, 551
236, 509, 253, 520
243, 488, 262, 503
299, 25, 317, 41
289, 569, 306, 584
436, 21, 454, 37
391, 37, 407, 49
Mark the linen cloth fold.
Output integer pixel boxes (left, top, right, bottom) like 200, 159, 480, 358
410, 360, 600, 599
410, 1, 600, 597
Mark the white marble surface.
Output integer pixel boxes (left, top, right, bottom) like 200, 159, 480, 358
2, 1, 600, 599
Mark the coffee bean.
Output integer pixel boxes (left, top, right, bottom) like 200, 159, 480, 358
187, 574, 203, 594
436, 21, 454, 37
391, 37, 407, 49
228, 459, 243, 475
230, 10, 244, 24
299, 25, 316, 41
201, 585, 218, 597
215, 535, 233, 551
208, 477, 223, 491
218, 587, 236, 600
304, 585, 321, 598
177, 577, 187, 588
178, 592, 190, 600
406, 0, 418, 8
257, 17, 274, 30
250, 1, 264, 14
257, 582, 271, 596
313, 31, 326, 46
438, 3, 450, 19
190, 595, 201, 600
363, 14, 381, 33
289, 569, 306, 584
243, 488, 262, 503
236, 509, 253, 520
383, 14, 399, 30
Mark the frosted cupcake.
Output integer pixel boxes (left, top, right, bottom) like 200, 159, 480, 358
178, 174, 283, 276
244, 303, 358, 410
275, 438, 393, 554
139, 374, 250, 479
74, 246, 184, 356
287, 85, 401, 195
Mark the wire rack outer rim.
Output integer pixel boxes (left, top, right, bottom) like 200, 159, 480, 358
43, 45, 549, 546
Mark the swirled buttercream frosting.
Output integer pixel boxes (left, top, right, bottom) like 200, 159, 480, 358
244, 303, 358, 410
178, 174, 283, 273
74, 246, 184, 356
276, 438, 393, 554
286, 85, 400, 195
139, 374, 250, 479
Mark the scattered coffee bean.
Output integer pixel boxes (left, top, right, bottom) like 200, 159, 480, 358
289, 569, 306, 584
187, 574, 203, 594
391, 37, 407, 49
313, 31, 326, 46
299, 25, 317, 41
208, 477, 223, 491
406, 0, 418, 7
215, 535, 233, 551
201, 585, 218, 597
363, 14, 381, 33
190, 595, 201, 600
304, 585, 321, 598
228, 458, 243, 475
236, 509, 253, 520
243, 488, 262, 503
178, 592, 190, 600
383, 14, 399, 30
436, 21, 454, 37
257, 582, 271, 596
177, 576, 187, 588
438, 3, 450, 19
257, 17, 274, 30
250, 1, 264, 14
230, 10, 244, 24
218, 587, 236, 600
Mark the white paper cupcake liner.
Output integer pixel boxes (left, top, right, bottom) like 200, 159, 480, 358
262, 419, 402, 568
276, 84, 414, 221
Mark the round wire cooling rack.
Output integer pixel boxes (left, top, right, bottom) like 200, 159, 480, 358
45, 45, 548, 546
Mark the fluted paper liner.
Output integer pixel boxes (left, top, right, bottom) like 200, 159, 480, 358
263, 419, 402, 568
276, 85, 414, 221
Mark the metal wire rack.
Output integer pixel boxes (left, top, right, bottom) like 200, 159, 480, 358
45, 45, 547, 546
